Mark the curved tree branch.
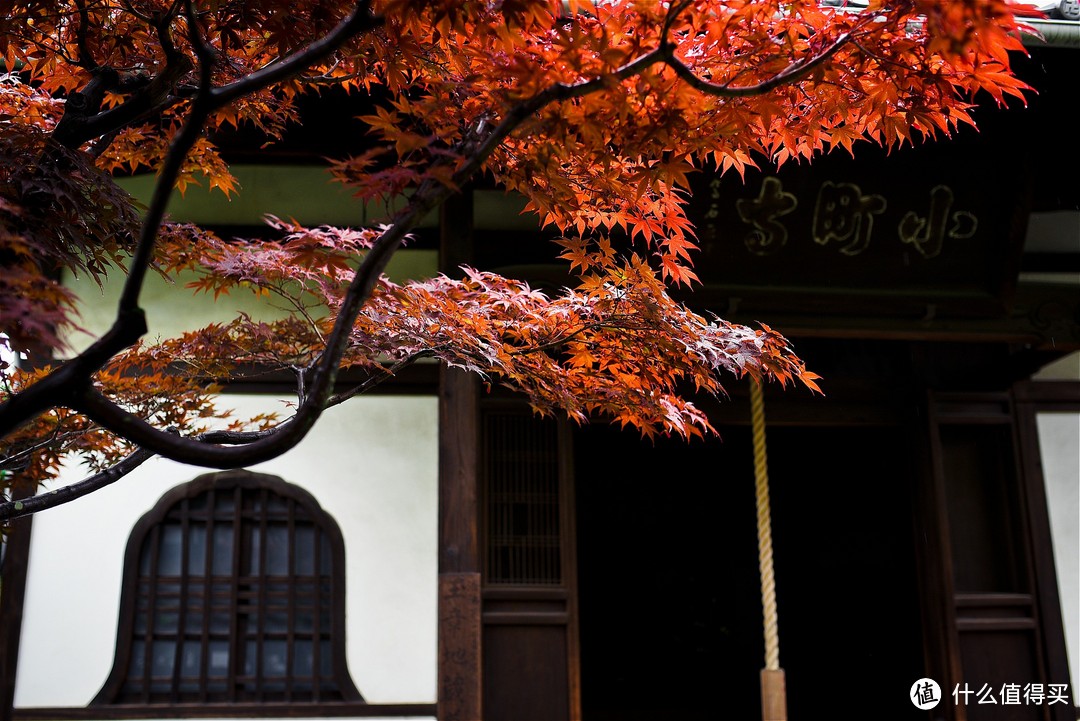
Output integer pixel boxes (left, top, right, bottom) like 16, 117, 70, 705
665, 31, 857, 97
0, 1, 381, 441
53, 3, 192, 149
659, 7, 889, 99
52, 44, 673, 468
0, 354, 425, 521
0, 446, 156, 522
0, 426, 270, 523
3, 6, 879, 477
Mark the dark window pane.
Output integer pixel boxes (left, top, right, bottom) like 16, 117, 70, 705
139, 536, 153, 576
215, 493, 235, 516
266, 524, 289, 575
184, 612, 203, 633
267, 494, 288, 513
208, 641, 229, 678
244, 492, 262, 513
210, 610, 230, 634
187, 523, 206, 575
154, 609, 179, 635
246, 526, 261, 575
239, 609, 259, 636
263, 640, 288, 677
180, 641, 201, 677
293, 640, 314, 676
266, 609, 288, 633
150, 641, 175, 677
244, 640, 258, 677
295, 526, 315, 575
158, 526, 183, 576
483, 412, 562, 585
128, 641, 145, 678
319, 534, 332, 575
211, 525, 233, 575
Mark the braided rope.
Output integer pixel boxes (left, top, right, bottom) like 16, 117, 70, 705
750, 380, 780, 671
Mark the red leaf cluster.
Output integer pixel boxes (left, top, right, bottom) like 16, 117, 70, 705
0, 0, 1030, 489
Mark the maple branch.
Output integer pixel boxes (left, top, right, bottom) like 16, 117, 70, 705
0, 37, 674, 467
665, 32, 856, 97
2, 352, 424, 522
501, 321, 628, 357
288, 49, 676, 439
72, 0, 97, 71
448, 47, 671, 190
0, 426, 86, 474
3, 10, 834, 471
0, 446, 155, 522
52, 5, 192, 149
0, 1, 382, 444
324, 354, 430, 406
663, 0, 697, 38
0, 422, 272, 522
660, 9, 888, 99
121, 0, 381, 314
210, 4, 382, 108
0, 357, 404, 519
56, 351, 425, 471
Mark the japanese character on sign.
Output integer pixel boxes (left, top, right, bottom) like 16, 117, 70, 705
735, 176, 797, 256
812, 181, 887, 256
898, 185, 977, 259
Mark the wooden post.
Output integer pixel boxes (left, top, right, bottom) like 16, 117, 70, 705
1, 341, 49, 721
760, 668, 787, 721
437, 188, 482, 721
0, 479, 36, 721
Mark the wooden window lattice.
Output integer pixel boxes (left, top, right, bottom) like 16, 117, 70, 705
95, 472, 362, 706
483, 411, 562, 586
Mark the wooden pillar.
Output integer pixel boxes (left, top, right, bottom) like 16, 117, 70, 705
437, 188, 482, 721
0, 479, 35, 721
1, 340, 49, 721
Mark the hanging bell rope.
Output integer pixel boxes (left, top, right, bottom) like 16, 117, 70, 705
750, 379, 787, 721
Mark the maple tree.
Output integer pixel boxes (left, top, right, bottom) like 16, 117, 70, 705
0, 0, 1036, 519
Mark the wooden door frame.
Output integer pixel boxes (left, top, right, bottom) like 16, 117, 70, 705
918, 387, 1076, 721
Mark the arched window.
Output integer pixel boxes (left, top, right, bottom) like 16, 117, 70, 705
93, 470, 362, 706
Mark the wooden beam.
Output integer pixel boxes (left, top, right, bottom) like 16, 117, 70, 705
437, 189, 482, 721
0, 480, 35, 721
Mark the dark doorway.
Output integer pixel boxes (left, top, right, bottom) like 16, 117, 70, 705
574, 420, 925, 720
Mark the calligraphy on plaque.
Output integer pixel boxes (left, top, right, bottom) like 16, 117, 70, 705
686, 141, 1027, 315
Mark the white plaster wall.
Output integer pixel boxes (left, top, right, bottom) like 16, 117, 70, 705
60, 249, 438, 358
1036, 411, 1080, 700
1031, 349, 1080, 699
13, 394, 438, 709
